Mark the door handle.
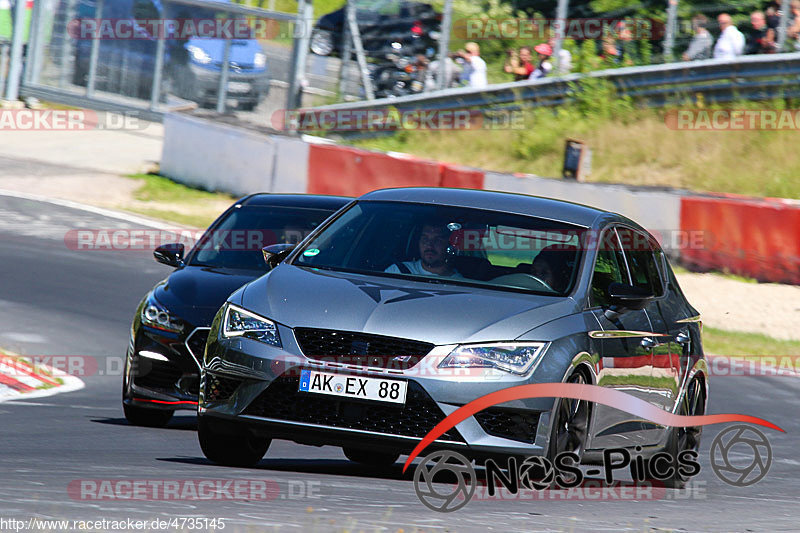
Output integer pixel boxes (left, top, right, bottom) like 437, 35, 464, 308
640, 337, 656, 349
675, 331, 691, 345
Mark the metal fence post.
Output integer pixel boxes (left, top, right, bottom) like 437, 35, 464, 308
23, 0, 42, 84
3, 0, 27, 100
287, 0, 312, 111
86, 0, 104, 97
345, 0, 373, 99
778, 0, 790, 51
436, 0, 452, 90
664, 0, 678, 62
216, 34, 232, 113
552, 0, 568, 73
337, 12, 352, 97
150, 26, 166, 111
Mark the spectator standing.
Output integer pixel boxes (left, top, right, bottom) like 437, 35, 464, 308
504, 46, 535, 81
745, 11, 777, 54
529, 43, 553, 79
683, 14, 714, 60
713, 13, 745, 59
458, 42, 487, 88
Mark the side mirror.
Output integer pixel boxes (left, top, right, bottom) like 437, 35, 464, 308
607, 282, 654, 311
262, 244, 296, 269
154, 243, 185, 267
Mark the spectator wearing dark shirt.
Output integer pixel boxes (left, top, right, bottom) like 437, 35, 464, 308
745, 11, 777, 54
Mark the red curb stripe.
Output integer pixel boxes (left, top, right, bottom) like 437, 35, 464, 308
0, 356, 60, 387
0, 372, 35, 392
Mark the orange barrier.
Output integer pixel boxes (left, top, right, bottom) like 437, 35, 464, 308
307, 145, 441, 197
680, 196, 800, 284
439, 163, 485, 190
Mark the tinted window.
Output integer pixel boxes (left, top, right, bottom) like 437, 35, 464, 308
616, 227, 664, 297
293, 201, 586, 296
189, 206, 336, 271
590, 229, 629, 307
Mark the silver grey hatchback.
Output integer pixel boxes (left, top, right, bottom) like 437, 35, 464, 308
197, 188, 707, 487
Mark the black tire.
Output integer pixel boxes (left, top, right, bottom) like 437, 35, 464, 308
547, 370, 591, 463
198, 417, 270, 467
342, 447, 400, 467
645, 378, 705, 489
123, 402, 174, 428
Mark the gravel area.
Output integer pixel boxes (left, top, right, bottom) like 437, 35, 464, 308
676, 272, 800, 341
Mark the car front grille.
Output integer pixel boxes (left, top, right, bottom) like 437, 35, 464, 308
134, 359, 182, 391
293, 328, 433, 369
243, 373, 463, 442
474, 408, 540, 444
204, 373, 243, 402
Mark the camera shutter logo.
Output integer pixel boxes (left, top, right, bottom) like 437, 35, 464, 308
413, 450, 476, 512
710, 424, 772, 487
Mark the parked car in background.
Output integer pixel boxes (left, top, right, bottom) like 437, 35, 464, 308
310, 0, 440, 58
122, 194, 351, 427
73, 0, 271, 109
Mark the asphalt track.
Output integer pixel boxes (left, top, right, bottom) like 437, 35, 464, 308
1, 194, 799, 532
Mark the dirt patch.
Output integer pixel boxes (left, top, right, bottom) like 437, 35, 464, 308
676, 272, 800, 341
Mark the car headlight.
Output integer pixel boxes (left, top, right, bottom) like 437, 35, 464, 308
439, 342, 547, 375
141, 294, 184, 333
222, 304, 281, 347
254, 52, 267, 68
187, 45, 212, 65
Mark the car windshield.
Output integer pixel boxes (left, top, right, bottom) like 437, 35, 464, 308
292, 201, 586, 296
189, 205, 336, 271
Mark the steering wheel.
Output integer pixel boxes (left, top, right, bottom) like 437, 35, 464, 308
490, 273, 555, 292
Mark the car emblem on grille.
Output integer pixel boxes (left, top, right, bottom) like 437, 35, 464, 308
392, 356, 411, 362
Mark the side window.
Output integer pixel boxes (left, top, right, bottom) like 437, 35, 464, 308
617, 227, 665, 297
589, 229, 629, 308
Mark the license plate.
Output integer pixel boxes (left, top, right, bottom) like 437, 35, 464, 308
298, 369, 407, 404
227, 82, 251, 94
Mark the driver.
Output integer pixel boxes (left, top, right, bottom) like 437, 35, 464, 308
386, 222, 463, 279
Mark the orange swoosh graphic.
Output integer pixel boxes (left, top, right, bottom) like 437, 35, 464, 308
402, 382, 784, 472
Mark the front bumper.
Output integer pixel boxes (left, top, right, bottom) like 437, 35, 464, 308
186, 64, 270, 106
199, 326, 557, 458
124, 324, 210, 411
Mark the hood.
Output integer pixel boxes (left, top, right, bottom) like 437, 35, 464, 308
239, 265, 579, 345
154, 266, 260, 326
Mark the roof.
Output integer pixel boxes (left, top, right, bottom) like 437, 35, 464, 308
240, 193, 352, 210
358, 187, 607, 227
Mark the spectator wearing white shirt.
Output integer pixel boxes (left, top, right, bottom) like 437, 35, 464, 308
458, 42, 488, 88
714, 13, 745, 59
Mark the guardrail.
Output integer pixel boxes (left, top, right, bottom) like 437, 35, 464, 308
312, 52, 800, 115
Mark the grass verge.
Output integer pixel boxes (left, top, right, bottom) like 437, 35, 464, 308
123, 174, 235, 228
703, 327, 800, 357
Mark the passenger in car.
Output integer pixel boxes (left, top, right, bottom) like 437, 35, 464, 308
526, 244, 579, 293
385, 222, 464, 278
